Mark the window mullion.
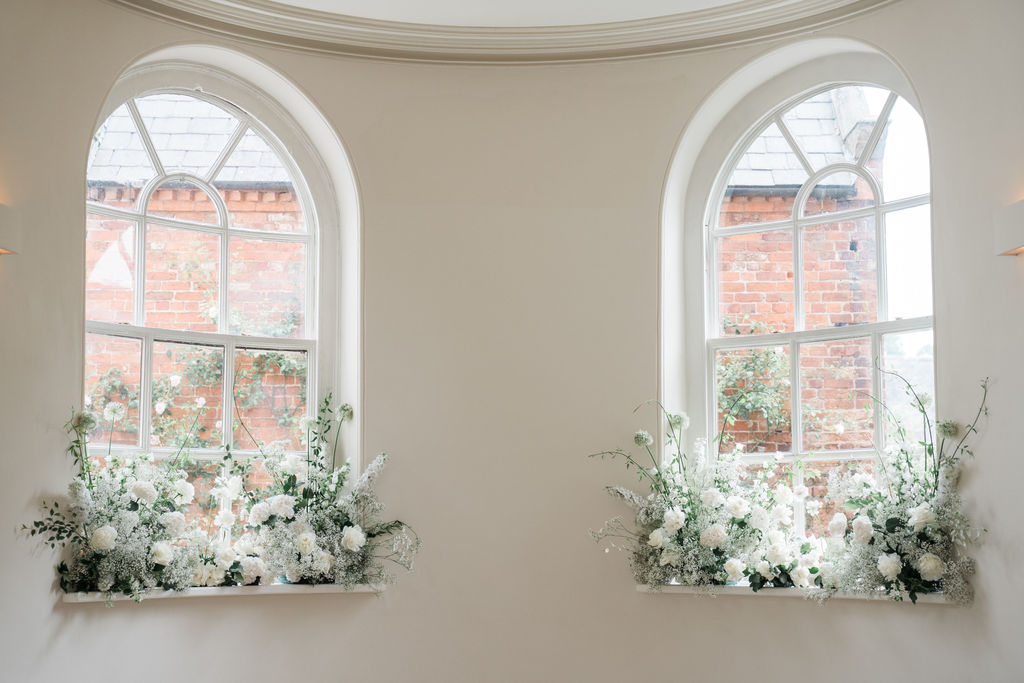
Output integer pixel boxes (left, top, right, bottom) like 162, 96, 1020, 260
135, 219, 146, 325
871, 331, 884, 452
790, 338, 801, 458
877, 204, 889, 323
222, 338, 235, 451
126, 98, 165, 177
856, 92, 898, 168
139, 330, 153, 451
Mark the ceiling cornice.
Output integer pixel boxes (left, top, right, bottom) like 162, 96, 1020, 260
108, 0, 898, 63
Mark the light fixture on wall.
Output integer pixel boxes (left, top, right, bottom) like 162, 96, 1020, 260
0, 204, 19, 255
995, 199, 1024, 256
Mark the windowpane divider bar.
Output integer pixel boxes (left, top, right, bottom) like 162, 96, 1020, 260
708, 317, 932, 350
87, 202, 312, 244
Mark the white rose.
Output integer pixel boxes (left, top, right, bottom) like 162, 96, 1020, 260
699, 523, 728, 549
312, 550, 333, 575
248, 502, 271, 527
89, 525, 117, 551
852, 515, 873, 544
296, 531, 317, 555
771, 505, 793, 527
767, 529, 786, 546
169, 374, 181, 387
214, 544, 237, 570
827, 512, 848, 538
129, 480, 158, 505
341, 525, 367, 552
791, 565, 813, 588
774, 484, 794, 506
269, 495, 296, 519
172, 479, 195, 506
877, 552, 902, 581
748, 506, 769, 532
151, 541, 174, 566
240, 556, 267, 585
908, 503, 937, 532
659, 549, 682, 567
724, 558, 745, 583
756, 560, 772, 579
724, 496, 751, 519
159, 511, 187, 537
214, 509, 236, 529
700, 488, 725, 508
916, 553, 946, 582
662, 507, 686, 532
647, 527, 670, 548
765, 544, 790, 566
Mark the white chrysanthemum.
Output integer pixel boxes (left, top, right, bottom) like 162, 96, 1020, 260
90, 525, 117, 551
172, 479, 195, 506
774, 484, 794, 506
791, 565, 813, 588
129, 480, 158, 505
724, 496, 751, 519
765, 544, 790, 566
725, 558, 745, 583
852, 515, 873, 544
699, 523, 727, 549
240, 556, 267, 585
151, 541, 174, 566
756, 560, 772, 579
908, 503, 937, 532
159, 511, 187, 537
296, 531, 317, 555
828, 512, 848, 538
269, 495, 296, 519
662, 507, 686, 532
103, 401, 126, 423
700, 488, 725, 508
916, 553, 946, 581
877, 553, 902, 580
341, 525, 367, 552
248, 502, 271, 527
647, 527, 670, 548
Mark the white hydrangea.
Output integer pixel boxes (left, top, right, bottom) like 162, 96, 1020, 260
214, 543, 237, 570
296, 531, 317, 555
774, 484, 794, 506
699, 523, 727, 549
269, 495, 296, 519
279, 453, 308, 480
89, 525, 117, 551
877, 553, 902, 580
248, 502, 271, 527
341, 525, 367, 552
916, 553, 946, 581
240, 556, 268, 585
852, 515, 873, 544
159, 511, 186, 537
171, 479, 195, 506
828, 512, 848, 538
214, 509, 236, 529
129, 480, 158, 505
662, 507, 686, 532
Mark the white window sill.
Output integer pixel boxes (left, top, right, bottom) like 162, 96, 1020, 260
62, 583, 385, 603
637, 584, 949, 604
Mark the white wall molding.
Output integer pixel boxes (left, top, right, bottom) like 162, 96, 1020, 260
108, 0, 898, 63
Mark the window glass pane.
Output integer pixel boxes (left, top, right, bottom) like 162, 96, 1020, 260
84, 334, 141, 448
885, 204, 933, 320
803, 458, 875, 538
232, 349, 308, 451
85, 213, 135, 324
800, 337, 874, 452
135, 93, 238, 178
228, 237, 307, 338
717, 230, 794, 335
881, 329, 935, 446
87, 104, 155, 210
867, 97, 929, 202
214, 129, 306, 233
802, 216, 878, 330
715, 346, 792, 454
718, 123, 807, 229
151, 341, 224, 449
782, 85, 890, 171
802, 171, 875, 217
144, 225, 220, 332
147, 180, 221, 224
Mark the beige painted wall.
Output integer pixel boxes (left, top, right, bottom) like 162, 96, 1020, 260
2, 0, 1023, 680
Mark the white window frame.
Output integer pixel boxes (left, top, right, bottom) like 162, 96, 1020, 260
84, 60, 357, 465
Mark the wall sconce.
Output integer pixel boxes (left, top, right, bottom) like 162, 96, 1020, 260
0, 204, 20, 255
995, 199, 1024, 256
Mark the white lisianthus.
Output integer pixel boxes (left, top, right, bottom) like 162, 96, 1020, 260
341, 525, 367, 552
90, 525, 117, 551
908, 503, 937, 532
852, 515, 873, 544
214, 543, 236, 570
248, 501, 271, 527
268, 495, 296, 519
916, 553, 946, 582
774, 484, 794, 506
214, 509, 236, 529
662, 507, 686, 532
700, 488, 725, 508
659, 549, 682, 567
724, 558, 745, 583
129, 480, 158, 505
791, 566, 813, 588
633, 430, 654, 447
151, 541, 174, 566
877, 553, 902, 581
279, 453, 308, 480
724, 496, 751, 519
765, 544, 790, 566
240, 556, 267, 585
828, 512, 848, 538
172, 479, 195, 506
748, 506, 769, 532
756, 560, 772, 579
699, 523, 728, 549
296, 531, 317, 555
159, 511, 187, 537
647, 527, 670, 548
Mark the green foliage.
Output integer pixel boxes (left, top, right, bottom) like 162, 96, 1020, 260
717, 319, 791, 448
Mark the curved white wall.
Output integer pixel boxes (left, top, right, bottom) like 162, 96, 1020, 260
1, 0, 1022, 680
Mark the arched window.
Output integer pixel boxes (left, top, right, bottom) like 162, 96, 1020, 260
83, 86, 320, 478
706, 83, 933, 537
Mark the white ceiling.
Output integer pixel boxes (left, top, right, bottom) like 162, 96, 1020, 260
272, 0, 742, 27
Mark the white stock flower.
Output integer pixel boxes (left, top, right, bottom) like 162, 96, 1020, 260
756, 560, 772, 579
248, 502, 271, 527
877, 553, 902, 581
725, 558, 745, 583
828, 512, 848, 539
699, 523, 728, 549
172, 479, 195, 506
700, 488, 725, 508
791, 566, 813, 588
296, 531, 317, 555
151, 541, 174, 566
662, 507, 686, 532
774, 484, 794, 506
341, 525, 367, 552
647, 527, 670, 548
852, 515, 873, 544
908, 503, 937, 532
90, 525, 117, 551
765, 544, 790, 566
160, 511, 187, 537
129, 480, 158, 505
214, 509, 236, 529
724, 496, 751, 519
269, 495, 296, 519
916, 553, 946, 582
